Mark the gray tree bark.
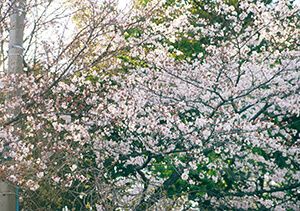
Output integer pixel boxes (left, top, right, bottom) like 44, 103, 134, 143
0, 182, 17, 211
1, 0, 26, 210
7, 0, 25, 74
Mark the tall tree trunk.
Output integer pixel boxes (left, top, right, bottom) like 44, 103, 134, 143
1, 1, 26, 210
7, 0, 25, 74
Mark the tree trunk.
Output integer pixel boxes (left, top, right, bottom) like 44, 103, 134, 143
1, 0, 26, 210
7, 0, 25, 74
0, 182, 17, 211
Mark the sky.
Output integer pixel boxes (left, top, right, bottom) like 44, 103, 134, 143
118, 0, 133, 11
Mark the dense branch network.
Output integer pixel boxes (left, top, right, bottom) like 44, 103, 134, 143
0, 0, 299, 210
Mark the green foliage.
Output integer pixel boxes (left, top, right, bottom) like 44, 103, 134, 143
136, 0, 152, 6
170, 37, 206, 61
252, 146, 268, 159
124, 27, 144, 39
118, 54, 148, 68
167, 179, 189, 198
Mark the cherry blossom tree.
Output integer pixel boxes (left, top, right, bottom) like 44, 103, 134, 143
0, 0, 158, 209
0, 0, 299, 210
90, 0, 300, 209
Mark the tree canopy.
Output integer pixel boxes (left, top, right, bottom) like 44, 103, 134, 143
0, 0, 299, 210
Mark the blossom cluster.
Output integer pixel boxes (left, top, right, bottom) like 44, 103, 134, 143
0, 0, 299, 209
